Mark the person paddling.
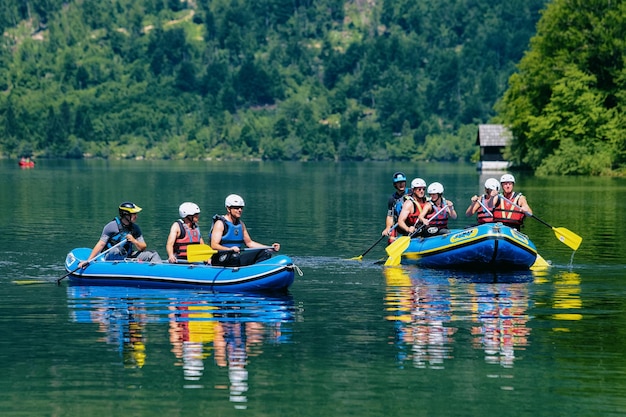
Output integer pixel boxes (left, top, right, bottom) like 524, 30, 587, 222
209, 194, 280, 267
493, 174, 532, 230
79, 202, 162, 268
465, 178, 500, 225
397, 178, 429, 237
381, 172, 408, 243
166, 202, 205, 263
418, 182, 457, 236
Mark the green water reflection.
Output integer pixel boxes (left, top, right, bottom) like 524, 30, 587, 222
1, 160, 626, 416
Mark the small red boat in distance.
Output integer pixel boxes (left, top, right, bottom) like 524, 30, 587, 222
19, 157, 35, 168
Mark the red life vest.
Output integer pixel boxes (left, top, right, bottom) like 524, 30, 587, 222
427, 199, 449, 228
174, 220, 202, 260
477, 195, 496, 224
407, 198, 428, 227
493, 192, 525, 228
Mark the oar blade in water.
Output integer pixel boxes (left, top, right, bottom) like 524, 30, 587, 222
384, 236, 410, 266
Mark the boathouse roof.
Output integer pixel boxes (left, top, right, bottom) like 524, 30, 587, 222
476, 124, 512, 147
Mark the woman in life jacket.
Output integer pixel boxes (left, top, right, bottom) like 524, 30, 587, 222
418, 182, 457, 236
397, 178, 429, 237
166, 202, 205, 263
492, 174, 533, 230
382, 171, 408, 243
465, 178, 500, 225
79, 201, 162, 268
209, 194, 281, 267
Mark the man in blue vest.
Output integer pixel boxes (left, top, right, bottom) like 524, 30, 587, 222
209, 194, 280, 266
381, 172, 407, 243
79, 201, 162, 268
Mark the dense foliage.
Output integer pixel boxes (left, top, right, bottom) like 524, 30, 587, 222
1, 0, 547, 162
497, 0, 626, 175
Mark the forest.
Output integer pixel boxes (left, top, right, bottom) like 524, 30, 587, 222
0, 0, 624, 174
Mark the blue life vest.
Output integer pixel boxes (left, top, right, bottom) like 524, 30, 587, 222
210, 215, 244, 248
106, 217, 139, 254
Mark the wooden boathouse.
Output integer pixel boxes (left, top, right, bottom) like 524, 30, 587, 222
476, 124, 511, 171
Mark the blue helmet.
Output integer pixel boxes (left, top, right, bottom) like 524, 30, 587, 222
392, 172, 407, 184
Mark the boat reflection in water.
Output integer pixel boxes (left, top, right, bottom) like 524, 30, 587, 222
67, 285, 297, 408
384, 267, 538, 370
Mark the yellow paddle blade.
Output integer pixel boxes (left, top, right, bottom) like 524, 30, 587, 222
552, 227, 582, 251
530, 253, 550, 270
187, 244, 218, 263
384, 236, 411, 266
349, 255, 364, 261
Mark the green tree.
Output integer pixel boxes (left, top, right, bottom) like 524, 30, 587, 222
498, 0, 625, 175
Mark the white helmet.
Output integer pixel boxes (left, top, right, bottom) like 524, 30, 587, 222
179, 202, 200, 218
484, 178, 500, 191
427, 182, 444, 194
225, 194, 245, 208
500, 174, 515, 183
411, 178, 427, 188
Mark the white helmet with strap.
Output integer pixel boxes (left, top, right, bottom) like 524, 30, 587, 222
411, 178, 427, 188
225, 194, 245, 207
427, 182, 444, 194
500, 174, 516, 183
484, 178, 500, 191
179, 202, 201, 218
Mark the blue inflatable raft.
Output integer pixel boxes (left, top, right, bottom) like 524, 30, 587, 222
400, 223, 539, 270
64, 248, 297, 292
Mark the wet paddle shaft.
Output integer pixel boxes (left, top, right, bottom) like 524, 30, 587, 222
499, 195, 582, 250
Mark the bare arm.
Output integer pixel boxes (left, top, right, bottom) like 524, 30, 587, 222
466, 196, 480, 217
382, 213, 394, 236
209, 220, 239, 252
397, 200, 414, 234
165, 222, 181, 263
418, 204, 433, 225
127, 233, 146, 252
518, 195, 532, 215
446, 200, 457, 220
242, 223, 280, 251
79, 239, 107, 268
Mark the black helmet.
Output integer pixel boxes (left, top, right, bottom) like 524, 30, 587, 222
392, 172, 407, 184
119, 201, 142, 215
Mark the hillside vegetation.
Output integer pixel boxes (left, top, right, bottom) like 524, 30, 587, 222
8, 0, 622, 175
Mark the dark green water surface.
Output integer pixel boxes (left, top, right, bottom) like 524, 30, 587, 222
1, 160, 625, 416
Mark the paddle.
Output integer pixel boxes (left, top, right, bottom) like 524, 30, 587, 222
187, 244, 218, 262
499, 195, 582, 251
531, 253, 550, 270
187, 244, 275, 263
57, 238, 128, 285
350, 224, 397, 260
384, 204, 448, 266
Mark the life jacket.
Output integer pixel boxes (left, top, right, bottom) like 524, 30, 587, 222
493, 192, 525, 227
388, 191, 409, 241
477, 195, 496, 224
173, 219, 202, 259
210, 215, 244, 248
106, 217, 139, 254
406, 197, 428, 227
392, 191, 408, 221
427, 198, 449, 228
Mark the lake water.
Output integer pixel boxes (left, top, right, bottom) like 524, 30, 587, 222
1, 159, 626, 416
